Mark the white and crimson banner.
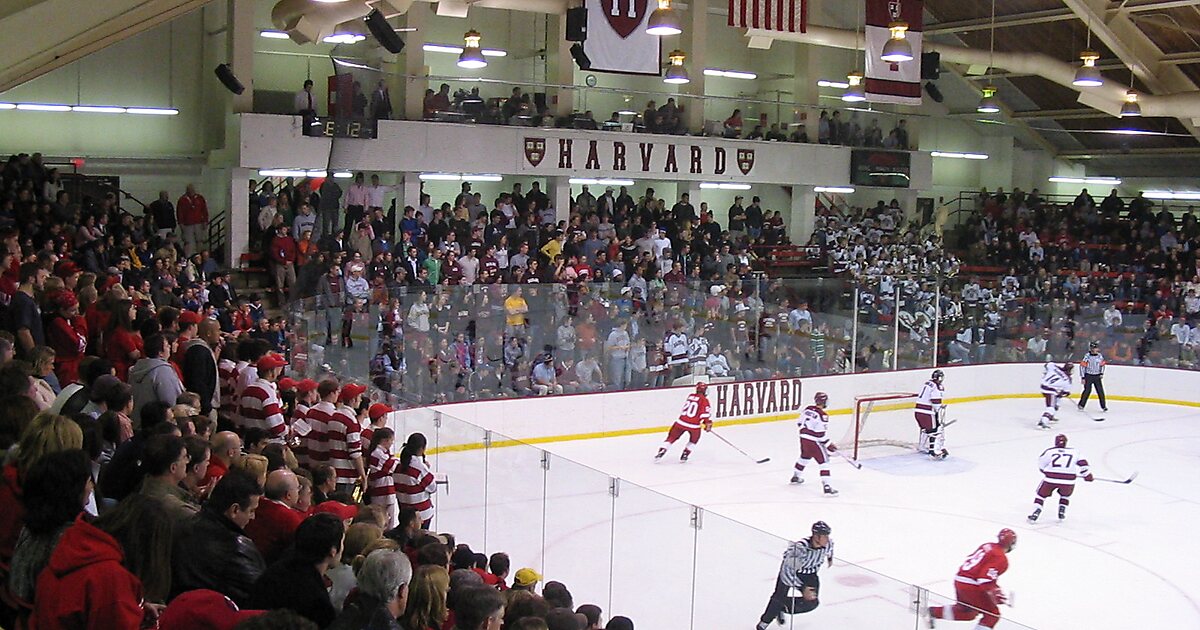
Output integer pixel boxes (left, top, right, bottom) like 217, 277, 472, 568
865, 0, 923, 105
587, 0, 661, 75
728, 0, 807, 33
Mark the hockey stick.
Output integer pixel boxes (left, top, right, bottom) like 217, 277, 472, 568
709, 431, 770, 464
832, 449, 863, 469
1063, 396, 1103, 422
1094, 471, 1138, 484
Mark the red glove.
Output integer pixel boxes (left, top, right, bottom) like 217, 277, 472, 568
826, 442, 837, 452
1084, 474, 1094, 482
988, 586, 1007, 605
703, 422, 713, 432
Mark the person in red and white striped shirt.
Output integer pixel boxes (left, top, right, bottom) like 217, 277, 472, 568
395, 432, 437, 528
365, 426, 399, 529
361, 403, 393, 453
306, 379, 339, 468
233, 340, 270, 430
291, 378, 319, 467
218, 352, 238, 419
329, 382, 369, 494
239, 352, 288, 441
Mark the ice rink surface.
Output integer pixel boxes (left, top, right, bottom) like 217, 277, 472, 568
436, 396, 1200, 630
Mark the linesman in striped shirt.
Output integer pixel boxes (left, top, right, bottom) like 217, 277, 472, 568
1077, 341, 1108, 413
756, 521, 835, 630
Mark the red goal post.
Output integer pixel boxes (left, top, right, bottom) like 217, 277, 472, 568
843, 392, 920, 460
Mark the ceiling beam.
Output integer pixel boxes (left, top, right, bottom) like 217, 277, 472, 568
926, 0, 1200, 35
1160, 52, 1200, 66
1059, 146, 1200, 158
1011, 109, 1115, 120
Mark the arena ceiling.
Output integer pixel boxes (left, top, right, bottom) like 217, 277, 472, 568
922, 0, 1200, 173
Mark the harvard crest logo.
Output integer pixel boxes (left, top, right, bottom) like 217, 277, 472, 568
737, 148, 755, 175
601, 0, 649, 39
524, 138, 546, 167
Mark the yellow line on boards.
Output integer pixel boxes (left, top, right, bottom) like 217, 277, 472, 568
425, 391, 1199, 456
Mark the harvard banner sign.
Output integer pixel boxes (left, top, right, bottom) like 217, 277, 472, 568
587, 0, 661, 75
519, 136, 755, 177
864, 0, 923, 105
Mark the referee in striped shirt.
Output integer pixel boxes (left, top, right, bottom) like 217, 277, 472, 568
756, 521, 835, 630
1078, 341, 1108, 413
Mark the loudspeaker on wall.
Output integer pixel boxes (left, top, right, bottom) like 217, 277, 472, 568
366, 9, 405, 54
214, 63, 244, 95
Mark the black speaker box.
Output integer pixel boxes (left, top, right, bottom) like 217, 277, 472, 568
366, 9, 405, 54
924, 81, 944, 103
921, 51, 941, 80
214, 63, 244, 95
570, 42, 591, 70
566, 6, 588, 42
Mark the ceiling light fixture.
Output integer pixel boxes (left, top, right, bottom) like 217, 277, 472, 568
646, 0, 682, 36
977, 86, 1001, 113
259, 30, 290, 39
699, 182, 752, 190
1142, 191, 1200, 200
1048, 176, 1121, 185
423, 44, 506, 57
16, 103, 71, 111
418, 173, 503, 182
818, 80, 851, 89
977, 0, 1001, 114
1120, 90, 1141, 117
842, 72, 866, 102
663, 49, 690, 84
703, 68, 757, 80
1073, 17, 1103, 88
930, 151, 989, 160
814, 186, 856, 194
569, 178, 636, 186
322, 33, 367, 44
457, 30, 487, 69
881, 22, 913, 63
71, 105, 127, 113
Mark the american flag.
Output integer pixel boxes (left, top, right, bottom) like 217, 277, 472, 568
728, 0, 807, 33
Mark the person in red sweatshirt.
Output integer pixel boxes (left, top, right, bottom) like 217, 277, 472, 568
177, 183, 209, 257
45, 289, 88, 385
243, 469, 305, 564
33, 494, 175, 630
269, 225, 298, 306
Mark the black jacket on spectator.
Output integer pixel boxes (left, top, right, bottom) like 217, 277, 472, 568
172, 507, 266, 607
249, 554, 338, 628
182, 339, 218, 414
97, 432, 149, 502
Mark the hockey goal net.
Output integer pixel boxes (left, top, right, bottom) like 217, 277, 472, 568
841, 392, 920, 460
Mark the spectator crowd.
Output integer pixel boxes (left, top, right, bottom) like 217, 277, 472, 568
0, 151, 639, 630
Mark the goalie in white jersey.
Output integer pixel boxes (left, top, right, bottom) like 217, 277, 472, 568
1028, 433, 1093, 522
1038, 361, 1073, 429
914, 369, 949, 460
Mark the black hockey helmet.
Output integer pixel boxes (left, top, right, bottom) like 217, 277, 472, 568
812, 521, 832, 536
1089, 341, 1099, 351
931, 369, 944, 383
1055, 434, 1068, 448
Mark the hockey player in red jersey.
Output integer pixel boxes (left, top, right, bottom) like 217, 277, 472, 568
1028, 434, 1093, 522
656, 382, 712, 462
791, 392, 838, 496
927, 528, 1017, 629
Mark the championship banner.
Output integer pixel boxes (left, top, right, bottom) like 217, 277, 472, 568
587, 0, 662, 75
728, 0, 807, 33
864, 0, 923, 105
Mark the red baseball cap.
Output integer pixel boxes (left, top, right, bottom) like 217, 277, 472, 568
258, 353, 288, 370
296, 378, 319, 394
277, 377, 298, 391
178, 309, 203, 325
157, 590, 263, 630
368, 403, 393, 420
338, 382, 367, 402
313, 501, 357, 521
54, 260, 81, 277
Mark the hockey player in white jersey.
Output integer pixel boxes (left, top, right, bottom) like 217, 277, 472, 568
915, 369, 949, 459
1038, 361, 1073, 429
791, 392, 838, 496
1028, 434, 1093, 522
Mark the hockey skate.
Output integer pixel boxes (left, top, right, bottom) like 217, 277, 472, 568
654, 448, 666, 461
1058, 505, 1067, 520
1037, 419, 1051, 429
680, 451, 690, 462
1027, 508, 1041, 523
790, 475, 803, 485
823, 484, 839, 497
755, 623, 768, 630
929, 449, 949, 460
